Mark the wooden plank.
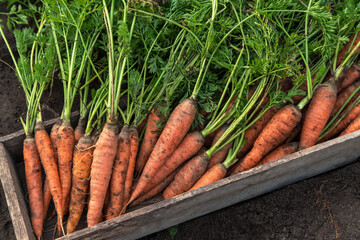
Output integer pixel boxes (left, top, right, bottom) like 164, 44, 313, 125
59, 130, 360, 240
0, 111, 79, 164
0, 143, 36, 240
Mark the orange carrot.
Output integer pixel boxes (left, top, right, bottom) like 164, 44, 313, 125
236, 106, 279, 159
130, 170, 177, 207
34, 122, 63, 233
337, 65, 360, 92
189, 163, 227, 191
129, 98, 197, 203
74, 117, 86, 144
87, 122, 118, 227
56, 120, 75, 217
135, 108, 162, 174
140, 131, 204, 195
122, 126, 139, 213
206, 124, 233, 170
285, 122, 302, 143
257, 142, 299, 166
231, 104, 302, 175
330, 81, 360, 118
24, 137, 43, 240
299, 82, 337, 150
336, 33, 360, 67
339, 115, 360, 136
163, 152, 209, 199
66, 134, 94, 234
106, 124, 131, 220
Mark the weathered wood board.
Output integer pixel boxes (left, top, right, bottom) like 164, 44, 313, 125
0, 113, 359, 240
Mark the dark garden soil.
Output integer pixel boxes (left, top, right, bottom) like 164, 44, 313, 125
0, 3, 359, 240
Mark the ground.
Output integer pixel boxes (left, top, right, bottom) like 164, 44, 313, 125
0, 3, 359, 240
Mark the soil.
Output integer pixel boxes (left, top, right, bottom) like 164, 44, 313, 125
0, 3, 359, 240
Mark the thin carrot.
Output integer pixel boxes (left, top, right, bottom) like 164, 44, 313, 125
140, 131, 204, 195
87, 122, 118, 226
299, 82, 337, 150
236, 106, 278, 159
339, 115, 360, 136
189, 163, 227, 191
34, 122, 63, 233
285, 122, 302, 143
206, 124, 233, 170
330, 80, 360, 118
135, 108, 162, 174
163, 152, 209, 199
121, 126, 139, 213
66, 134, 94, 234
337, 65, 360, 92
74, 117, 86, 144
231, 104, 302, 174
129, 98, 197, 203
24, 137, 43, 240
257, 142, 299, 166
56, 120, 75, 217
106, 124, 131, 220
336, 33, 360, 67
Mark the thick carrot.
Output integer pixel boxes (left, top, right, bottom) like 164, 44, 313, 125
299, 82, 337, 150
34, 122, 63, 233
330, 81, 360, 118
140, 131, 204, 195
231, 104, 302, 175
87, 122, 118, 227
129, 98, 197, 203
56, 120, 75, 216
236, 106, 279, 159
337, 65, 360, 92
122, 126, 139, 213
106, 124, 131, 220
339, 115, 360, 136
206, 124, 233, 170
43, 120, 61, 219
66, 134, 94, 234
336, 33, 360, 67
74, 117, 86, 144
189, 163, 227, 191
135, 108, 162, 174
257, 142, 299, 166
163, 152, 209, 199
130, 170, 177, 207
24, 137, 43, 240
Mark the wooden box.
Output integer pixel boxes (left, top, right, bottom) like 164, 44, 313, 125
1, 114, 360, 240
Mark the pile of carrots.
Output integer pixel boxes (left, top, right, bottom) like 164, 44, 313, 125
2, 0, 360, 238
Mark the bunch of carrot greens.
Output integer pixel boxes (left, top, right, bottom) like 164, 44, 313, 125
2, 0, 360, 238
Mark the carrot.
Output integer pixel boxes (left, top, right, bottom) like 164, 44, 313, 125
231, 104, 302, 175
257, 142, 299, 166
43, 120, 61, 219
130, 170, 177, 207
106, 124, 131, 220
336, 33, 360, 67
87, 122, 118, 227
66, 134, 94, 234
135, 108, 162, 174
236, 106, 278, 159
34, 122, 63, 233
56, 120, 75, 217
121, 126, 139, 213
330, 80, 360, 118
129, 98, 197, 203
339, 115, 360, 136
189, 163, 227, 191
74, 117, 86, 144
163, 152, 209, 199
337, 65, 360, 92
24, 137, 43, 240
206, 124, 233, 170
299, 82, 337, 150
140, 131, 204, 195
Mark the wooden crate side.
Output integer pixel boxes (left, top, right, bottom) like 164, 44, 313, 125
59, 131, 360, 240
0, 143, 36, 240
